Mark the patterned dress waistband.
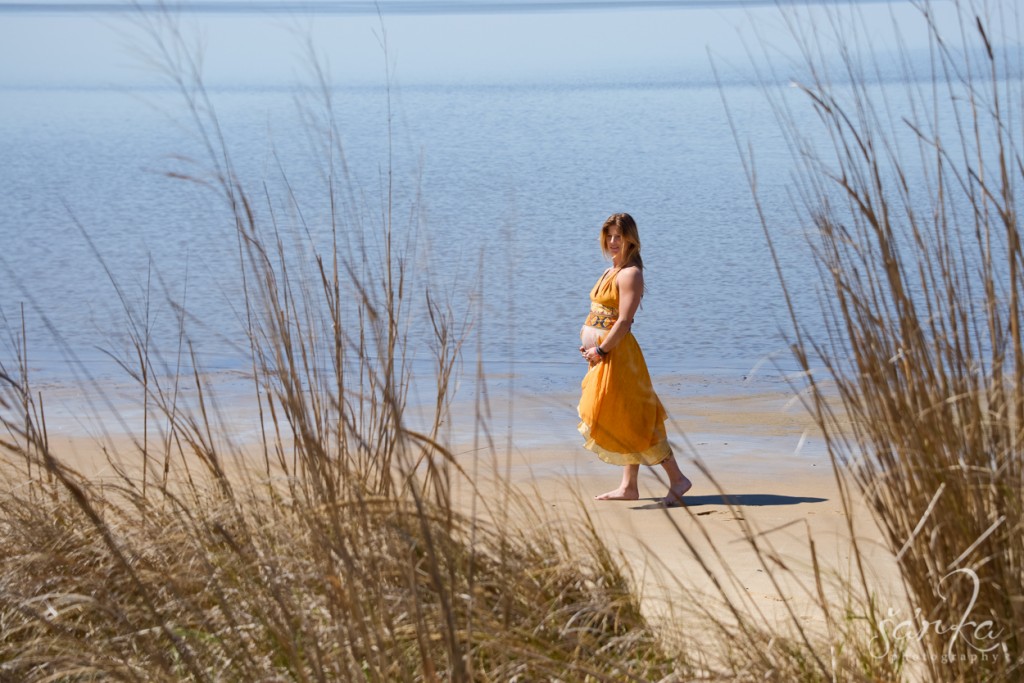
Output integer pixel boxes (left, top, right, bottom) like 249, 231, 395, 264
584, 302, 618, 330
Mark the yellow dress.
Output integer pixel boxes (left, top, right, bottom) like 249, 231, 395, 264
578, 268, 672, 466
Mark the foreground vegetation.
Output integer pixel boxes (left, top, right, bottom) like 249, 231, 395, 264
2, 1, 1022, 680
0, 28, 685, 681
736, 0, 1024, 679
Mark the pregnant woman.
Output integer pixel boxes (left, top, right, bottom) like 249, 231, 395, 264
578, 213, 692, 506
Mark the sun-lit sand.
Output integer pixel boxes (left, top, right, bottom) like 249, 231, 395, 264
15, 369, 902, 640
439, 379, 903, 635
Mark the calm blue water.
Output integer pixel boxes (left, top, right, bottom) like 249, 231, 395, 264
1, 8, 1017, 403
1, 80, 810, 387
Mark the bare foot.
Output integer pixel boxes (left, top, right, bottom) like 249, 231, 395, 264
662, 476, 693, 507
594, 487, 640, 501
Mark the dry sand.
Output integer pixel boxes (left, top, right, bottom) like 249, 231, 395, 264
11, 369, 906, 643
446, 381, 904, 637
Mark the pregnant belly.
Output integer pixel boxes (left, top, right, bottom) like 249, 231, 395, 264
580, 325, 605, 349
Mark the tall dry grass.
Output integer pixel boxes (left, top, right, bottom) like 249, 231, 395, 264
0, 14, 687, 683
7, 3, 1023, 682
731, 0, 1023, 679
0, 13, 886, 683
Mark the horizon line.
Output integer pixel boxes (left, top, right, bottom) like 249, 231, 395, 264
0, 0, 941, 15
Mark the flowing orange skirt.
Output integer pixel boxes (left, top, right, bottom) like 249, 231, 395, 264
578, 326, 672, 466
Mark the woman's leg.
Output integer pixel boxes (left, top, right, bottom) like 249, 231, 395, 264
594, 464, 640, 500
660, 455, 692, 506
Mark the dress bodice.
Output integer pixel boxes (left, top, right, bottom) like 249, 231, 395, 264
584, 268, 619, 330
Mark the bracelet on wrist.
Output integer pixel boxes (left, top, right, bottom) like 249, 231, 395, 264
595, 345, 607, 357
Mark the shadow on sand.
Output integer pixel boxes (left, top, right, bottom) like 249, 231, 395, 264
630, 493, 827, 511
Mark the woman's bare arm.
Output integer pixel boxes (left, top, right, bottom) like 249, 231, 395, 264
600, 266, 641, 351
585, 266, 641, 361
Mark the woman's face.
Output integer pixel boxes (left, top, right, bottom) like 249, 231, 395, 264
606, 226, 623, 258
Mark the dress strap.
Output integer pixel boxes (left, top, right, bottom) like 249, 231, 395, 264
596, 267, 619, 290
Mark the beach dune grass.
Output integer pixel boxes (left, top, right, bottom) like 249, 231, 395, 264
0, 15, 690, 680
0, 22, 882, 677
735, 0, 1024, 678
0, 456, 680, 680
0, 112, 682, 683
2, 2, 1022, 681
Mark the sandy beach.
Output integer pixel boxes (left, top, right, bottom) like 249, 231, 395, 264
15, 368, 902, 650
435, 376, 903, 641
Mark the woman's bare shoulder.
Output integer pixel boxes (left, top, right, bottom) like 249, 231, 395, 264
615, 265, 643, 286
